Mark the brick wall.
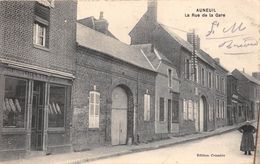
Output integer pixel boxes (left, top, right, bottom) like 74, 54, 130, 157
72, 48, 156, 150
0, 1, 77, 74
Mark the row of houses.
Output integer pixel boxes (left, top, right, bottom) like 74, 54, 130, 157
0, 0, 259, 160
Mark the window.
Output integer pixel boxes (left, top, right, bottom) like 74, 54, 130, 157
48, 84, 67, 127
34, 2, 50, 48
88, 91, 100, 128
222, 101, 225, 119
238, 105, 242, 117
168, 69, 172, 88
185, 58, 191, 80
3, 77, 27, 128
208, 104, 213, 121
208, 72, 212, 88
172, 100, 179, 123
34, 23, 46, 47
216, 99, 220, 118
144, 94, 151, 121
216, 75, 219, 90
201, 68, 205, 86
183, 99, 187, 120
188, 100, 194, 120
194, 101, 198, 121
159, 97, 165, 121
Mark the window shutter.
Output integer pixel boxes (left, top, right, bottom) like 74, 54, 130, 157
147, 95, 150, 120
89, 91, 100, 128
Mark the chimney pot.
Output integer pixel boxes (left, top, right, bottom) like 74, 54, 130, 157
214, 58, 220, 64
99, 11, 104, 20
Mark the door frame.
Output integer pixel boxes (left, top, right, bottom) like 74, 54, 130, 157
28, 80, 49, 152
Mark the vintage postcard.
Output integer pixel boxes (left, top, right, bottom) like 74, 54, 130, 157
0, 0, 260, 164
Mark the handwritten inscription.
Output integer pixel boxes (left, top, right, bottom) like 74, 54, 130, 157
206, 21, 258, 55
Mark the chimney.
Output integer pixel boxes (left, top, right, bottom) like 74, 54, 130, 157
187, 32, 200, 50
147, 0, 157, 22
252, 72, 260, 81
95, 11, 109, 34
243, 68, 245, 73
214, 58, 220, 64
99, 11, 104, 20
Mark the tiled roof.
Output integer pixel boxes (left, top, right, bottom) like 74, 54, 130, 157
76, 23, 155, 72
233, 69, 260, 85
158, 24, 216, 67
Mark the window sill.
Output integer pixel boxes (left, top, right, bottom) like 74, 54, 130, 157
33, 44, 50, 52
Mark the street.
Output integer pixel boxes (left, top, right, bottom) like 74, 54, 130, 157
86, 130, 256, 164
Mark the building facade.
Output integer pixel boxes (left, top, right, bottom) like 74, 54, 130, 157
72, 22, 157, 151
133, 44, 180, 138
0, 0, 77, 160
232, 69, 260, 121
129, 0, 228, 135
227, 74, 248, 125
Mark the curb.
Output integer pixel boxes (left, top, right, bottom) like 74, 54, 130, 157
68, 124, 244, 164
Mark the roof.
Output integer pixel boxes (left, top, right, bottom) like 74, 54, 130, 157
76, 23, 155, 72
233, 69, 260, 85
78, 17, 117, 39
158, 24, 216, 67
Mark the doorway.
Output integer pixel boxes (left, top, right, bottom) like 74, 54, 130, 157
199, 96, 207, 132
111, 86, 128, 145
31, 81, 45, 151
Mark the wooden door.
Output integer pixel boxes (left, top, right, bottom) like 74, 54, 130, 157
111, 87, 128, 145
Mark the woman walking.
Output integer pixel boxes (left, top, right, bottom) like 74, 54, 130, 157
238, 121, 256, 155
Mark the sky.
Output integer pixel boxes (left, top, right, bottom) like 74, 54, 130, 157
77, 0, 260, 74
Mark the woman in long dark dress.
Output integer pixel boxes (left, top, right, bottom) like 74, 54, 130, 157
238, 121, 256, 155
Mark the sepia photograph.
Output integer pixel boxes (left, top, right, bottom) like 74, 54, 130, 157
0, 0, 259, 163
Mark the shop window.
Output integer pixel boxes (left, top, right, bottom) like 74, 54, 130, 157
3, 77, 27, 128
144, 94, 151, 121
89, 91, 100, 128
159, 97, 164, 121
48, 84, 66, 127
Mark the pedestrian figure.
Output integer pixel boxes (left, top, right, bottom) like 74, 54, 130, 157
238, 121, 256, 155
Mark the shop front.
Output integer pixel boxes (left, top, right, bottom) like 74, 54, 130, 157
0, 60, 74, 160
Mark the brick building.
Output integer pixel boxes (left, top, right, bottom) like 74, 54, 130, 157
0, 0, 77, 160
232, 69, 260, 121
129, 0, 228, 135
133, 44, 180, 138
72, 21, 157, 151
227, 74, 248, 125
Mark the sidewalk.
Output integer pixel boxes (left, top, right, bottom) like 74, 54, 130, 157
1, 121, 254, 164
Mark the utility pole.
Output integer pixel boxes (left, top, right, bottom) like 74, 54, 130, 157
191, 29, 198, 82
